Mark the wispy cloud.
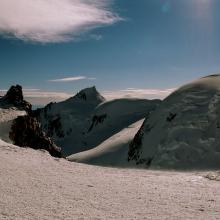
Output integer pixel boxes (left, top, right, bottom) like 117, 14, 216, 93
0, 0, 121, 43
103, 88, 176, 100
49, 76, 96, 82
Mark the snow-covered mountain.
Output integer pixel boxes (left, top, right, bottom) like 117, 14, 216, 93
34, 86, 105, 155
35, 87, 105, 155
82, 98, 161, 153
35, 87, 161, 156
128, 74, 220, 169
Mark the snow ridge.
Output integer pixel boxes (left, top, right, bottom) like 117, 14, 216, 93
128, 75, 220, 169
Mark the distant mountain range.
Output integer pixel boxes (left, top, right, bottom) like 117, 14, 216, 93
1, 74, 220, 169
34, 86, 160, 156
69, 75, 220, 169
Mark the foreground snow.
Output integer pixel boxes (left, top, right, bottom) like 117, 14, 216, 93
0, 140, 219, 220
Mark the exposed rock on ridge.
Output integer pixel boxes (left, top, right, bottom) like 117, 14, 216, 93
9, 115, 61, 158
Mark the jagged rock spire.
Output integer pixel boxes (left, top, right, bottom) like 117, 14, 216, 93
0, 85, 32, 112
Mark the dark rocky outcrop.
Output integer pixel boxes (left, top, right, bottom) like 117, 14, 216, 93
166, 112, 177, 122
47, 115, 65, 138
9, 115, 62, 158
88, 114, 107, 132
33, 105, 65, 139
128, 114, 153, 165
128, 119, 147, 163
77, 92, 87, 100
0, 85, 32, 112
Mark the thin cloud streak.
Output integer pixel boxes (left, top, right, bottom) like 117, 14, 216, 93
49, 76, 96, 82
0, 0, 121, 43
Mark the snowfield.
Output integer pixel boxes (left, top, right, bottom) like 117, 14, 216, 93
0, 140, 220, 220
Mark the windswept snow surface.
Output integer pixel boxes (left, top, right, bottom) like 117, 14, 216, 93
67, 119, 144, 167
128, 75, 220, 169
0, 140, 220, 220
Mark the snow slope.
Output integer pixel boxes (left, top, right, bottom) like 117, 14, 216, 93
67, 119, 144, 167
0, 139, 220, 220
83, 98, 160, 151
128, 74, 220, 169
36, 87, 160, 156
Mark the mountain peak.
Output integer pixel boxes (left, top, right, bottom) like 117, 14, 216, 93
75, 86, 105, 103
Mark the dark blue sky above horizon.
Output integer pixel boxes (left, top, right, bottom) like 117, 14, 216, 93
1, 0, 220, 99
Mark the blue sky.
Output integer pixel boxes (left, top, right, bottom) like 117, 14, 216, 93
1, 0, 220, 104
